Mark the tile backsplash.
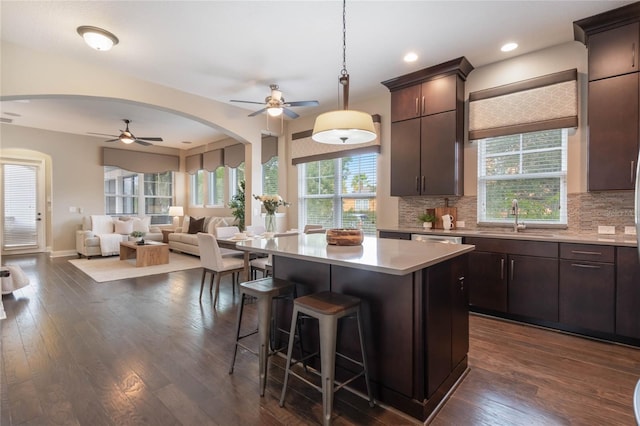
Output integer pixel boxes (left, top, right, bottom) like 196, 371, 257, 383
399, 191, 635, 234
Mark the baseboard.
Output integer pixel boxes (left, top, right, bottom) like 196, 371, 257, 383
50, 250, 77, 258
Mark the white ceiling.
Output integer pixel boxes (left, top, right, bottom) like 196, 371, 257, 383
0, 1, 632, 150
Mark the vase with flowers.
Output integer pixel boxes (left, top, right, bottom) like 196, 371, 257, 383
253, 194, 290, 233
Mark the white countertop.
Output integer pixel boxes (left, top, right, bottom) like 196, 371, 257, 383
378, 226, 639, 247
234, 233, 474, 276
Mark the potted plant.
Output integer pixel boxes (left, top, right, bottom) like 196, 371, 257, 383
417, 212, 436, 229
228, 180, 246, 231
130, 231, 146, 244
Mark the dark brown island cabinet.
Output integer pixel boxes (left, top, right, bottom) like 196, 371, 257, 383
574, 3, 640, 191
616, 246, 640, 340
382, 57, 474, 196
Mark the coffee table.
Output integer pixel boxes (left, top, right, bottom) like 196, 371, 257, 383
120, 240, 169, 267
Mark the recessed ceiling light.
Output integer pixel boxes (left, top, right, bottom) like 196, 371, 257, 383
77, 26, 119, 51
501, 42, 518, 52
404, 52, 418, 62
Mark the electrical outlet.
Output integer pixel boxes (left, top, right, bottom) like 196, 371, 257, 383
69, 206, 76, 213
456, 221, 465, 228
597, 225, 615, 234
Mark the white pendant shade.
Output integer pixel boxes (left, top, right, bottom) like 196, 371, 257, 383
312, 110, 376, 144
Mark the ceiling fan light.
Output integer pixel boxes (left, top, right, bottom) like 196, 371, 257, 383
77, 26, 119, 51
312, 110, 376, 144
267, 107, 283, 117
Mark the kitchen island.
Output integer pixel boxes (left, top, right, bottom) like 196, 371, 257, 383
235, 233, 475, 422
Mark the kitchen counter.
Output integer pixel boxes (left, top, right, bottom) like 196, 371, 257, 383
235, 232, 474, 275
378, 226, 638, 247
234, 232, 473, 422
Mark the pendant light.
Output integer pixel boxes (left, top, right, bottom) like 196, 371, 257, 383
312, 0, 376, 144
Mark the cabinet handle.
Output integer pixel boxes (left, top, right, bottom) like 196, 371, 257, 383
633, 43, 636, 68
415, 176, 420, 193
421, 175, 425, 193
510, 259, 515, 281
415, 97, 419, 116
458, 276, 464, 291
571, 250, 601, 256
421, 96, 425, 115
632, 160, 636, 183
571, 263, 601, 269
500, 258, 505, 280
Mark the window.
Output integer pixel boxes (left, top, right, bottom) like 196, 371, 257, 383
299, 153, 377, 235
477, 129, 567, 225
190, 170, 204, 206
207, 167, 225, 206
230, 162, 245, 197
104, 167, 173, 224
263, 156, 279, 195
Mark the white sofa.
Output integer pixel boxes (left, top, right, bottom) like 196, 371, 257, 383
76, 215, 163, 258
168, 215, 237, 257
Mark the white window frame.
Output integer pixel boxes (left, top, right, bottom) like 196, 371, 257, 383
190, 170, 204, 207
477, 129, 568, 227
206, 167, 225, 208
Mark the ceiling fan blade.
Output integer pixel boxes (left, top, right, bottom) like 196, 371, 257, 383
249, 108, 267, 117
282, 108, 299, 119
285, 100, 319, 107
88, 132, 119, 137
230, 100, 265, 105
137, 137, 163, 141
104, 139, 119, 143
134, 140, 153, 146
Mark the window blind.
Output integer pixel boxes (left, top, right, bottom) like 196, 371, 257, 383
469, 69, 578, 140
3, 163, 37, 248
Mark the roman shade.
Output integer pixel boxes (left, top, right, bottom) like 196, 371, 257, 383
102, 147, 179, 173
224, 144, 245, 168
185, 154, 203, 175
469, 69, 578, 140
262, 135, 278, 164
203, 149, 223, 172
291, 115, 381, 165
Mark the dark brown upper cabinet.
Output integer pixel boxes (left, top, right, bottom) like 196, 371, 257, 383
382, 57, 473, 196
587, 22, 639, 81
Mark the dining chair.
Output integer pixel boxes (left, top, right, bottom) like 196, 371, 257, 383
196, 233, 245, 305
214, 225, 244, 257
247, 224, 266, 236
250, 254, 272, 279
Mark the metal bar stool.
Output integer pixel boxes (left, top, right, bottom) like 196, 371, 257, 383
279, 291, 375, 426
229, 277, 300, 396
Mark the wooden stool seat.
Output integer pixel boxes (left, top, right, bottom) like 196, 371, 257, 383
294, 291, 361, 315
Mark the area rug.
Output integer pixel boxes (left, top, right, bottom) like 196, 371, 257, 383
68, 252, 201, 283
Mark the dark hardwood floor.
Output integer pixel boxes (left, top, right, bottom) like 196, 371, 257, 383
2, 253, 639, 425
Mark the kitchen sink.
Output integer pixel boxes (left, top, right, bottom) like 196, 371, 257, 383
473, 230, 558, 238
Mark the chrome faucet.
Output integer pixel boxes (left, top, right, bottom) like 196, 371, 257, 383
511, 199, 526, 232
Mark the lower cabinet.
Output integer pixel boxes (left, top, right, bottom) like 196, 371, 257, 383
616, 246, 640, 339
559, 243, 615, 334
465, 237, 558, 322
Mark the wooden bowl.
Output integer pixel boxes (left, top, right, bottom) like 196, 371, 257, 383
325, 228, 364, 246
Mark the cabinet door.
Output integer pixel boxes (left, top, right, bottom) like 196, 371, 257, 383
559, 259, 615, 333
422, 74, 457, 115
616, 246, 640, 339
588, 73, 639, 191
391, 85, 421, 122
390, 119, 421, 196
508, 255, 559, 322
588, 22, 640, 81
421, 111, 459, 195
468, 251, 507, 312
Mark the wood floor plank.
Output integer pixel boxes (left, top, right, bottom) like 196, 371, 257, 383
2, 253, 639, 425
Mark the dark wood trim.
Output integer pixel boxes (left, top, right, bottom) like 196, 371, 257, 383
573, 2, 640, 45
469, 69, 577, 102
469, 116, 578, 140
381, 57, 474, 91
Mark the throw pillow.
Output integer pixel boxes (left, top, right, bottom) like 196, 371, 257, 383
205, 217, 229, 234
188, 217, 205, 234
114, 219, 134, 235
131, 216, 151, 233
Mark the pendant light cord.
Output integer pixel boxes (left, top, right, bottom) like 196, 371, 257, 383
339, 0, 350, 110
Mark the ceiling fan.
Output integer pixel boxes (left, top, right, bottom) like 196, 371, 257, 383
88, 119, 163, 146
230, 84, 319, 119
